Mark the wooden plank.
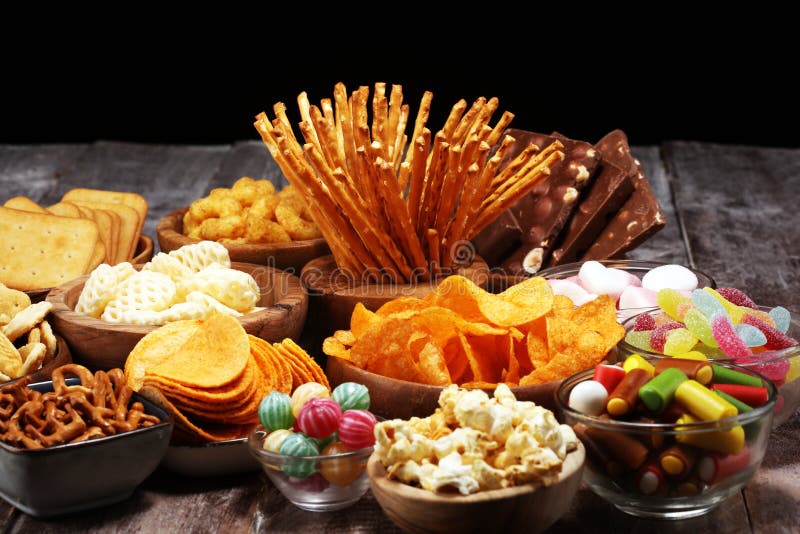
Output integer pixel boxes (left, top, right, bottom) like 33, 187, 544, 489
44, 141, 230, 241
0, 145, 88, 204
662, 141, 800, 309
627, 145, 690, 265
3, 469, 262, 533
205, 140, 289, 192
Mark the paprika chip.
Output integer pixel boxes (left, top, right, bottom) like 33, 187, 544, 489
323, 274, 625, 389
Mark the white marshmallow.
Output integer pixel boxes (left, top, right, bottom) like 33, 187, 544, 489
548, 279, 597, 306
578, 261, 629, 300
568, 380, 608, 415
641, 264, 699, 292
619, 286, 658, 310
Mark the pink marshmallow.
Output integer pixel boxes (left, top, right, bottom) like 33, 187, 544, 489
547, 279, 598, 306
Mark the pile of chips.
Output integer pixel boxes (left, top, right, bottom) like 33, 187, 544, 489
124, 313, 327, 442
323, 275, 625, 387
259, 381, 378, 487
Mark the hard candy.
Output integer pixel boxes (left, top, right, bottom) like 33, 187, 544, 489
296, 397, 342, 438
258, 391, 295, 431
568, 380, 608, 415
290, 382, 330, 417
337, 410, 378, 450
332, 382, 371, 411
279, 433, 320, 478
320, 441, 362, 486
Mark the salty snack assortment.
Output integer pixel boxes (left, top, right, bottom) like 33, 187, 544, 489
0, 363, 161, 449
75, 241, 260, 325
475, 129, 665, 275
182, 177, 322, 243
255, 82, 565, 282
0, 188, 148, 291
559, 357, 776, 516
249, 381, 377, 511
0, 284, 57, 382
374, 384, 578, 494
124, 313, 326, 442
323, 275, 624, 386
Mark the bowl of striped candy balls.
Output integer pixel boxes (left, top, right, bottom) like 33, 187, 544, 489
247, 381, 377, 511
556, 355, 777, 519
537, 260, 716, 323
617, 286, 800, 427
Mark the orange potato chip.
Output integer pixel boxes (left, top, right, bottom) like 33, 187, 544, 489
460, 381, 499, 389
351, 302, 378, 338
552, 295, 575, 318
568, 295, 625, 353
125, 320, 203, 390
322, 337, 351, 361
526, 330, 549, 370
375, 297, 430, 317
414, 340, 451, 386
332, 329, 356, 346
443, 337, 470, 384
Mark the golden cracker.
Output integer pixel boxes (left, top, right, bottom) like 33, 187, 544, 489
39, 320, 58, 358
0, 333, 22, 377
0, 282, 31, 322
3, 197, 48, 214
3, 301, 52, 342
18, 342, 46, 376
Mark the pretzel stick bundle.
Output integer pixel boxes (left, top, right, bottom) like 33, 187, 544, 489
254, 82, 564, 282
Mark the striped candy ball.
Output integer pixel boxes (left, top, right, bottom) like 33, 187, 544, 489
296, 398, 342, 438
337, 409, 378, 450
332, 382, 370, 411
258, 391, 295, 431
262, 429, 293, 453
278, 433, 320, 478
290, 382, 330, 417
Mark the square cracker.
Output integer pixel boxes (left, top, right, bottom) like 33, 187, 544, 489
62, 188, 147, 239
68, 200, 139, 263
0, 206, 99, 290
3, 197, 49, 214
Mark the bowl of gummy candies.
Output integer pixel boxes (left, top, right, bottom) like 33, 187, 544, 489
556, 356, 778, 519
537, 260, 716, 323
617, 286, 800, 427
247, 381, 378, 512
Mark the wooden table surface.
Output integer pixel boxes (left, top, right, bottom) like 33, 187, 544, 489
0, 140, 798, 533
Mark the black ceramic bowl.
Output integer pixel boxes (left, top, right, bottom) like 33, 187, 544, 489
0, 379, 173, 517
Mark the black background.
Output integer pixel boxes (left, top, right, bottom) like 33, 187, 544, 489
3, 13, 796, 148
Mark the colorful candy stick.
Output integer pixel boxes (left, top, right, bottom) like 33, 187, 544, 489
592, 364, 626, 394
573, 423, 623, 477
660, 402, 689, 422
675, 413, 745, 455
639, 367, 688, 413
711, 365, 762, 387
674, 350, 709, 361
675, 476, 704, 496
636, 461, 668, 496
697, 447, 751, 484
607, 368, 651, 416
655, 358, 713, 385
583, 423, 649, 470
622, 354, 655, 377
713, 390, 753, 414
675, 380, 737, 421
711, 383, 768, 407
658, 443, 698, 478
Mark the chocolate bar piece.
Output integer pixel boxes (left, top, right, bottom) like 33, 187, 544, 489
502, 129, 600, 274
582, 130, 665, 261
472, 210, 522, 266
547, 134, 635, 267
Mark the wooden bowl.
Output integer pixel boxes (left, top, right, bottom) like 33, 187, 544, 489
301, 255, 490, 338
156, 207, 330, 273
45, 262, 308, 370
22, 235, 154, 303
0, 335, 72, 389
368, 441, 585, 534
326, 357, 563, 420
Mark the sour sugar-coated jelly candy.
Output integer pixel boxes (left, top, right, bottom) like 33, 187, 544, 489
683, 308, 719, 348
337, 410, 378, 450
691, 289, 727, 321
711, 314, 753, 358
332, 382, 371, 411
320, 441, 362, 486
768, 306, 790, 333
657, 289, 691, 321
290, 382, 330, 417
279, 433, 321, 478
259, 391, 295, 431
297, 397, 342, 439
717, 287, 757, 309
741, 314, 798, 350
650, 321, 684, 352
662, 328, 699, 356
632, 313, 656, 332
625, 330, 655, 351
704, 288, 745, 323
733, 324, 767, 347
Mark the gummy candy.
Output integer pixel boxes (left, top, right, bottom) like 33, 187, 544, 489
717, 287, 757, 309
654, 313, 676, 327
657, 289, 692, 321
663, 328, 699, 356
787, 356, 800, 383
691, 289, 727, 321
703, 288, 744, 323
693, 344, 728, 360
626, 330, 655, 351
741, 308, 776, 328
650, 321, 684, 352
734, 356, 790, 383
711, 314, 753, 358
675, 302, 695, 321
683, 308, 719, 348
633, 313, 656, 332
741, 315, 798, 351
733, 324, 767, 347
768, 306, 791, 334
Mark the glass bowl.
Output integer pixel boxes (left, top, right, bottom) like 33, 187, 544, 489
537, 260, 716, 323
555, 362, 777, 519
247, 426, 372, 512
617, 306, 800, 427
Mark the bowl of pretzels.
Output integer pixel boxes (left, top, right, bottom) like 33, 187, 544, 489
0, 363, 173, 518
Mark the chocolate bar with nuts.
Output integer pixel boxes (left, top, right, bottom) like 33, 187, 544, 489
501, 129, 600, 274
547, 133, 635, 267
472, 210, 522, 267
581, 129, 665, 260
